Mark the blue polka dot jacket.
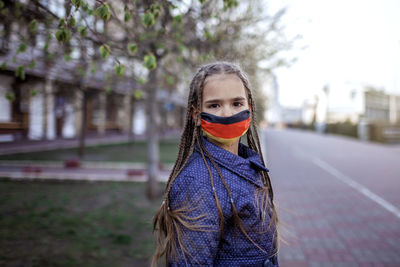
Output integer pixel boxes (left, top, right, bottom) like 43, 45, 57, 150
167, 137, 278, 266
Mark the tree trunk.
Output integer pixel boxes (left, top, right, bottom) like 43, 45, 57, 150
43, 78, 50, 140
77, 41, 88, 158
128, 95, 135, 144
78, 88, 87, 158
146, 69, 160, 199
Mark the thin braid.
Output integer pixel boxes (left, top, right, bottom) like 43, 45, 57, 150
163, 70, 207, 203
164, 127, 197, 202
153, 62, 279, 266
246, 108, 277, 248
196, 133, 225, 237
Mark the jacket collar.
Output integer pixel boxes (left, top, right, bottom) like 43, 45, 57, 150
195, 137, 269, 188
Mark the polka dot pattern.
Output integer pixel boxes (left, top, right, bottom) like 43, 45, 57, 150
168, 137, 278, 266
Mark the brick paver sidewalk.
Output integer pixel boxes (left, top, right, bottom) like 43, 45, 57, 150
265, 129, 400, 267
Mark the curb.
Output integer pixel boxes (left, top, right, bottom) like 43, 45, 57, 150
0, 170, 170, 183
0, 137, 132, 156
0, 160, 174, 170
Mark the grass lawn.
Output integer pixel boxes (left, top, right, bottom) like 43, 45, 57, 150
0, 139, 180, 164
0, 180, 164, 267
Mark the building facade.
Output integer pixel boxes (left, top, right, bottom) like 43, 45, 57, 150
0, 0, 186, 142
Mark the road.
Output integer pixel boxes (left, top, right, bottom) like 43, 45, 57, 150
263, 128, 400, 267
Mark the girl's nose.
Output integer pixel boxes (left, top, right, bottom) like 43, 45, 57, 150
221, 107, 234, 117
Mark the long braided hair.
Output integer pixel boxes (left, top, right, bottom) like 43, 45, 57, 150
152, 62, 278, 266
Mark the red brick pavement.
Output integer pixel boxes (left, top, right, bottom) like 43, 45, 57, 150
264, 129, 400, 267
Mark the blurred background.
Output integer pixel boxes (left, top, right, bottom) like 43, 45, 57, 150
0, 0, 399, 266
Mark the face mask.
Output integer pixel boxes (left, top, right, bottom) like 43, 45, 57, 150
200, 110, 251, 146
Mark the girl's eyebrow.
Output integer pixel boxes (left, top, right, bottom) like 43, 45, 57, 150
204, 96, 246, 104
204, 99, 222, 104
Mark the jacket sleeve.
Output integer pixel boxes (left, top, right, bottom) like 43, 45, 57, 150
167, 172, 221, 266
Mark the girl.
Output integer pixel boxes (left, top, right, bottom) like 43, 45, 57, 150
153, 62, 278, 266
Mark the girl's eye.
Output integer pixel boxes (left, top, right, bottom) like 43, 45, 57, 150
208, 104, 219, 108
233, 102, 243, 107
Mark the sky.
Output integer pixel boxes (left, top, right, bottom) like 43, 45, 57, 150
267, 0, 400, 108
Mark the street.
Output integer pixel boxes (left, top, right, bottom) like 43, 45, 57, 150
264, 128, 400, 266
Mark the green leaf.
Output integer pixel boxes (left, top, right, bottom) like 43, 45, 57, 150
90, 64, 96, 74
58, 18, 65, 28
43, 43, 49, 52
150, 4, 161, 19
17, 43, 27, 54
71, 0, 83, 9
105, 86, 112, 94
150, 4, 161, 12
156, 42, 165, 49
15, 65, 25, 80
204, 30, 212, 39
127, 43, 137, 54
137, 77, 147, 85
176, 55, 182, 63
30, 89, 37, 97
77, 66, 86, 77
95, 4, 111, 21
28, 19, 38, 33
198, 0, 207, 3
78, 25, 88, 37
55, 28, 71, 43
64, 54, 72, 62
5, 92, 15, 102
141, 12, 155, 27
166, 75, 175, 85
0, 61, 6, 70
143, 54, 157, 70
223, 0, 238, 9
82, 2, 89, 12
46, 53, 56, 60
114, 64, 125, 77
173, 15, 182, 23
0, 1, 4, 9
173, 33, 183, 43
68, 16, 76, 27
28, 60, 36, 69
124, 12, 131, 22
99, 45, 110, 59
178, 44, 185, 54
133, 90, 144, 100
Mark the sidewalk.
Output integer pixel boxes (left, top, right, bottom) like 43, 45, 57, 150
0, 130, 181, 155
0, 132, 132, 155
0, 132, 177, 182
0, 164, 171, 183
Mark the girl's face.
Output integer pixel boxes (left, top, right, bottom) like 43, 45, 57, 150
201, 74, 250, 117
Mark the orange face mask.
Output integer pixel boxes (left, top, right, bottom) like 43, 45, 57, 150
200, 110, 251, 146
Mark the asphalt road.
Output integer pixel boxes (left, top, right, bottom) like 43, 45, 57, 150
263, 128, 400, 267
